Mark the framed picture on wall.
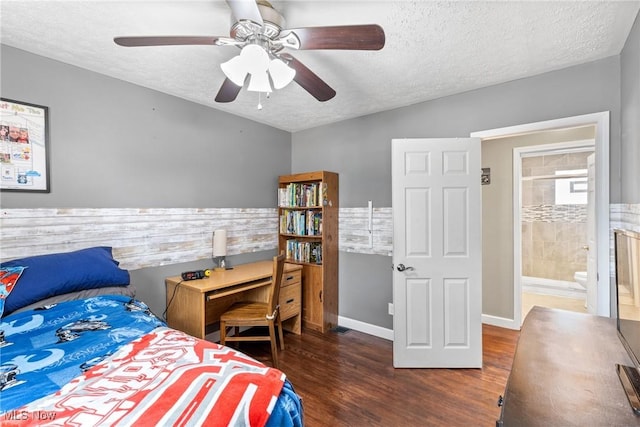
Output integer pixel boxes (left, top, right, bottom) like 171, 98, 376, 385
0, 98, 50, 192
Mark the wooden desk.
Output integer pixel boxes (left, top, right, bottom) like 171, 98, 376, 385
165, 261, 302, 339
498, 306, 640, 426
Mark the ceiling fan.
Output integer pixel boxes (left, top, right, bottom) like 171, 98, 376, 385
114, 0, 385, 103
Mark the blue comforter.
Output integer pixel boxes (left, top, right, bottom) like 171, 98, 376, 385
0, 295, 302, 426
0, 295, 164, 413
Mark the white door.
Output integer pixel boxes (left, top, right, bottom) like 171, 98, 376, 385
392, 138, 482, 368
586, 153, 597, 313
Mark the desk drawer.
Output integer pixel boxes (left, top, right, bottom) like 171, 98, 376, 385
280, 282, 301, 321
282, 270, 301, 288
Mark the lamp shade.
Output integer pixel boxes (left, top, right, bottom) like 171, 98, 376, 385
241, 44, 270, 73
247, 71, 272, 92
220, 56, 248, 86
213, 229, 227, 257
269, 58, 296, 89
220, 45, 294, 95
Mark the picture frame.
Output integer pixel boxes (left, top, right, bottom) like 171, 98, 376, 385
0, 98, 50, 192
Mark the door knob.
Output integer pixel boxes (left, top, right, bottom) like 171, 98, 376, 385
397, 264, 415, 272
582, 245, 589, 251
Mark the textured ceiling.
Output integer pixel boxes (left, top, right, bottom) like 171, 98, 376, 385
1, 1, 639, 132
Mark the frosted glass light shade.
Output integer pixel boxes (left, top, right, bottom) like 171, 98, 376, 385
269, 58, 296, 89
247, 71, 272, 92
241, 44, 270, 73
220, 45, 293, 94
220, 56, 247, 86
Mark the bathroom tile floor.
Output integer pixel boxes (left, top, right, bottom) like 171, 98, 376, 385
523, 290, 640, 321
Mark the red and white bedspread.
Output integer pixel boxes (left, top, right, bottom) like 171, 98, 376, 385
11, 327, 286, 427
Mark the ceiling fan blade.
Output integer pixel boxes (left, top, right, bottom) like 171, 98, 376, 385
280, 54, 336, 102
226, 0, 263, 25
114, 36, 222, 47
215, 78, 243, 103
281, 24, 385, 50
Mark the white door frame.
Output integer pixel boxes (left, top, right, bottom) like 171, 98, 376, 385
514, 140, 595, 325
471, 111, 610, 327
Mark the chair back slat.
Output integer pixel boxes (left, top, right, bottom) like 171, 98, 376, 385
268, 253, 286, 315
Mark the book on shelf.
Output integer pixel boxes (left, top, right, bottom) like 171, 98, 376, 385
280, 209, 322, 235
278, 182, 324, 207
285, 239, 322, 264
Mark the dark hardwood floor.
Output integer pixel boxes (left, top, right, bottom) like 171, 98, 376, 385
237, 324, 520, 426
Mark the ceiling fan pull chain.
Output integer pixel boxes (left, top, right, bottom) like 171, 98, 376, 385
257, 91, 272, 110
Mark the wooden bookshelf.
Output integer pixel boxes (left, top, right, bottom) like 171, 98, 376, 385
278, 171, 338, 333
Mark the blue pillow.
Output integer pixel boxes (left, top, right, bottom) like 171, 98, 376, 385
1, 247, 129, 316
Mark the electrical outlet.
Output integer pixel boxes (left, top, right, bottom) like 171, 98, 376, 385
388, 302, 394, 315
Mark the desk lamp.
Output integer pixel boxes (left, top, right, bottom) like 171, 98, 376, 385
213, 229, 227, 271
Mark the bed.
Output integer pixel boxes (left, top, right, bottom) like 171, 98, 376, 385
0, 247, 303, 426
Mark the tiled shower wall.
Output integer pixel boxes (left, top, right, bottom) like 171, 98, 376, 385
610, 204, 640, 277
521, 151, 592, 282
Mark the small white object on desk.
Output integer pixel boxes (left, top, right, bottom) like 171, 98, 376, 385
213, 229, 227, 271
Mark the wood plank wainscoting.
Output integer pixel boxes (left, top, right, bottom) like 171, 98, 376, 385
3, 204, 634, 267
339, 207, 393, 255
0, 208, 279, 269
0, 207, 393, 267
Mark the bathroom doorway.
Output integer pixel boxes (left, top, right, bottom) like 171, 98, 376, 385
517, 141, 596, 319
473, 111, 609, 329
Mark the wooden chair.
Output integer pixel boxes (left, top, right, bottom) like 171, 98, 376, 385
220, 253, 286, 368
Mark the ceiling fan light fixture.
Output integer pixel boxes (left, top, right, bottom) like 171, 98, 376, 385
220, 56, 247, 86
115, 0, 386, 105
247, 71, 272, 93
269, 58, 296, 89
241, 44, 270, 73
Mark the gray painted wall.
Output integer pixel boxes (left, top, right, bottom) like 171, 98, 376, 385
1, 46, 290, 209
621, 13, 640, 204
292, 56, 622, 329
1, 46, 289, 316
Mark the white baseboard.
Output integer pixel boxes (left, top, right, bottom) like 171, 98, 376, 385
338, 316, 394, 341
338, 314, 520, 342
482, 313, 520, 330
206, 319, 395, 343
